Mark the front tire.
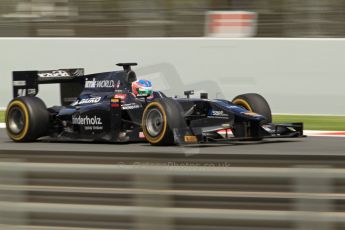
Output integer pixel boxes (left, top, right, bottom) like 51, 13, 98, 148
142, 98, 186, 146
232, 93, 272, 123
6, 96, 49, 142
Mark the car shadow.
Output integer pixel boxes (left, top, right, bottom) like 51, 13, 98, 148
7, 137, 304, 149
138, 138, 304, 148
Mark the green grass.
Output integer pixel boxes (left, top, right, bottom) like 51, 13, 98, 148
273, 115, 345, 131
0, 111, 4, 123
0, 110, 343, 131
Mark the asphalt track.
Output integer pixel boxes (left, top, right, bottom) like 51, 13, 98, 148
1, 129, 345, 230
0, 129, 344, 167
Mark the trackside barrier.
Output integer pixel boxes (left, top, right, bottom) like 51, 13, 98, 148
0, 162, 344, 230
1, 38, 345, 114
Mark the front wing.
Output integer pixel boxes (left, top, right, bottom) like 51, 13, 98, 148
175, 122, 304, 144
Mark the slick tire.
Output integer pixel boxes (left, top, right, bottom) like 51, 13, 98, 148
232, 93, 272, 123
6, 96, 49, 142
142, 98, 186, 146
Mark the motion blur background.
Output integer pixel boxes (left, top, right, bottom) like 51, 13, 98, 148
1, 1, 345, 113
1, 0, 345, 37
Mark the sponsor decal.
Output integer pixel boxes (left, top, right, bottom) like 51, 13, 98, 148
184, 135, 198, 143
211, 110, 226, 116
63, 97, 78, 103
38, 70, 70, 78
16, 88, 35, 97
72, 69, 84, 76
116, 80, 121, 89
72, 97, 102, 106
13, 81, 26, 86
72, 115, 103, 125
122, 103, 141, 110
17, 89, 26, 97
114, 94, 127, 100
72, 115, 103, 131
27, 88, 36, 95
85, 78, 115, 89
111, 98, 120, 108
208, 110, 229, 118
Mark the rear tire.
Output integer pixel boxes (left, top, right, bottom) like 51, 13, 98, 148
6, 96, 49, 142
142, 98, 186, 146
232, 93, 272, 123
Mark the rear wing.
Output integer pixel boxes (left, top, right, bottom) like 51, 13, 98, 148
13, 69, 85, 106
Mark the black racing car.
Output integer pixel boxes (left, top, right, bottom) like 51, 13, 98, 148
5, 63, 304, 145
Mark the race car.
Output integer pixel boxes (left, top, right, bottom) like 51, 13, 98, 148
5, 63, 304, 145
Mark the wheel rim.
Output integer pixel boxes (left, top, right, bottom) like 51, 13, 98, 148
7, 106, 25, 135
145, 108, 164, 137
233, 99, 253, 112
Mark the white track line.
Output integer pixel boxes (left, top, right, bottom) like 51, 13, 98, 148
0, 123, 5, 129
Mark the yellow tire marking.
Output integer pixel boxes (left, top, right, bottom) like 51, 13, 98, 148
233, 98, 253, 112
142, 102, 167, 144
6, 100, 30, 141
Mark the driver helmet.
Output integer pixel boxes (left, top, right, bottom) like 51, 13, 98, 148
131, 79, 153, 97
